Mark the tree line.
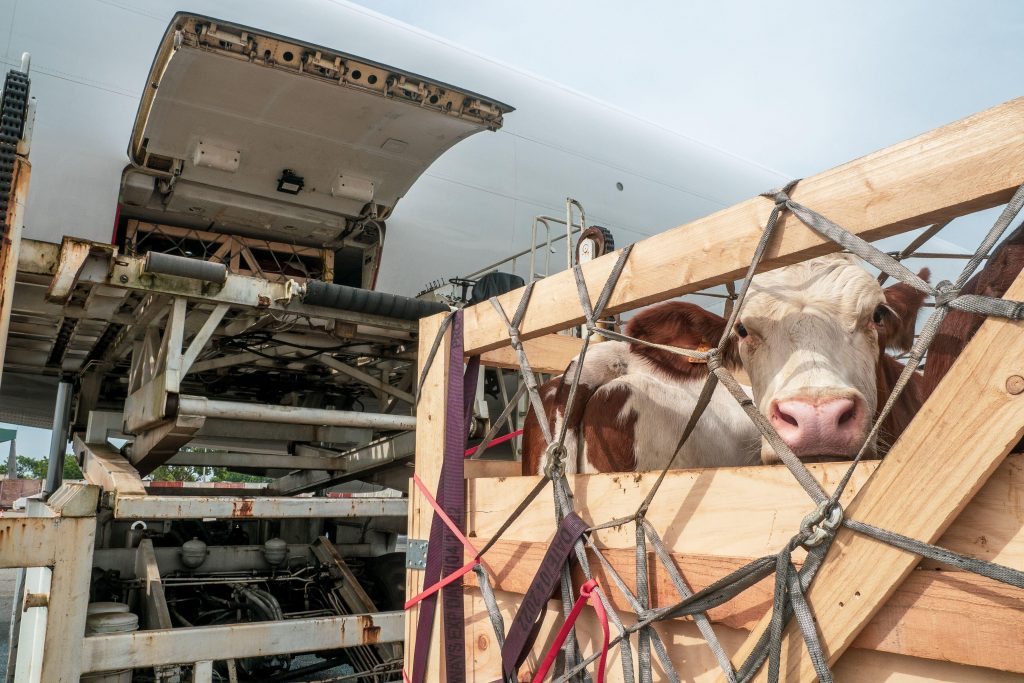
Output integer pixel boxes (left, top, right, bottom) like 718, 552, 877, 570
1, 455, 267, 483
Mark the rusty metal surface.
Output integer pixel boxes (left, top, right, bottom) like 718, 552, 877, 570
111, 494, 408, 520
0, 158, 30, 381
79, 611, 403, 672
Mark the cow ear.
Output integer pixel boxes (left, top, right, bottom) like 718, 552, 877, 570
880, 268, 930, 352
624, 302, 738, 377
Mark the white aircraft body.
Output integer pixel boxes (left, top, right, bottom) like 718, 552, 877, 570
0, 0, 787, 427
2, 0, 785, 294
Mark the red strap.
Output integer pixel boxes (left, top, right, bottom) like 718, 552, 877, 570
404, 474, 482, 610
531, 579, 609, 683
465, 428, 524, 457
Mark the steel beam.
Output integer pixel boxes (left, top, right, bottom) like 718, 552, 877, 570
67, 246, 417, 332
42, 379, 72, 496
4, 484, 99, 682
320, 355, 415, 404
93, 544, 315, 576
176, 396, 416, 430
166, 450, 347, 470
80, 612, 403, 672
111, 494, 407, 520
266, 432, 415, 496
76, 434, 147, 495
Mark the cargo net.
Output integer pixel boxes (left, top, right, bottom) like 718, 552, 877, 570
414, 181, 1024, 683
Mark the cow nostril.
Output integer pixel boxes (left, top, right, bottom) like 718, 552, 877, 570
838, 407, 857, 425
774, 406, 799, 427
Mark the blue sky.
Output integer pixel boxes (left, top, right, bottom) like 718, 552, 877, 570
351, 1, 1024, 178
5, 1, 1022, 460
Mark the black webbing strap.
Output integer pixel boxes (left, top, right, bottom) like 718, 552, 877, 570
500, 512, 589, 680
411, 310, 479, 683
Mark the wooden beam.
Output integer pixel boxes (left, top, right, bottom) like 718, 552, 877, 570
467, 455, 1024, 566
459, 97, 1024, 354
729, 271, 1024, 682
464, 588, 1022, 683
468, 461, 880, 559
466, 542, 1024, 672
479, 334, 583, 374
405, 313, 450, 681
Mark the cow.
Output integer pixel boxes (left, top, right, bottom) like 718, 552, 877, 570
523, 254, 930, 475
922, 222, 1024, 397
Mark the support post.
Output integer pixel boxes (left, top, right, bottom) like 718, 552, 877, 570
192, 660, 212, 683
43, 379, 72, 497
404, 313, 451, 682
7, 437, 16, 479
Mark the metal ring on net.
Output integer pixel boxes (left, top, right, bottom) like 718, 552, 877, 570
543, 442, 568, 479
800, 501, 844, 548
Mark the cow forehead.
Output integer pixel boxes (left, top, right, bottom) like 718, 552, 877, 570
744, 254, 884, 321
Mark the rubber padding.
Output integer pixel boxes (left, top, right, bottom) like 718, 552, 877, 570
304, 280, 449, 320
144, 251, 228, 284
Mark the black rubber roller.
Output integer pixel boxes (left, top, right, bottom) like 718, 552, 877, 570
144, 251, 228, 284
303, 280, 449, 320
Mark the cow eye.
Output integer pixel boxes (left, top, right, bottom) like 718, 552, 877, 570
735, 322, 749, 338
872, 305, 886, 325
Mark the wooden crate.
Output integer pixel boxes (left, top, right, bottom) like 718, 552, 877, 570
407, 97, 1024, 681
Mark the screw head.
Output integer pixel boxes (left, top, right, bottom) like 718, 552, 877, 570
119, 274, 129, 283
1006, 375, 1024, 395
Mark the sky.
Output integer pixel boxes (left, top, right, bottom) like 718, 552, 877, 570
349, 1, 1024, 178
5, 1, 1023, 460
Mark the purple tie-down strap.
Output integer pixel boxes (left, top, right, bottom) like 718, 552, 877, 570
501, 512, 589, 680
411, 310, 479, 683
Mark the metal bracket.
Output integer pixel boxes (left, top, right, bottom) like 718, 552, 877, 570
406, 538, 429, 570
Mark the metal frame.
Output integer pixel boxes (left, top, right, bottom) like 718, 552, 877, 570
76, 436, 408, 519
1, 484, 402, 682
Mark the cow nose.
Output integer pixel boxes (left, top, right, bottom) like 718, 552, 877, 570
769, 397, 864, 458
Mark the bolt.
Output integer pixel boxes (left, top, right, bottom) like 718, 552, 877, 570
1007, 375, 1024, 395
119, 274, 129, 283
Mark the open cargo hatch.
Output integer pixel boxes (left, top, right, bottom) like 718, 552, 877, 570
120, 12, 513, 250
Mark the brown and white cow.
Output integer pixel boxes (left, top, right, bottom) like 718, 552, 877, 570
923, 222, 1024, 397
523, 254, 929, 475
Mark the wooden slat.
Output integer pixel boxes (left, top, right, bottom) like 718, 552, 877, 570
466, 456, 1024, 567
462, 452, 1024, 674
479, 334, 583, 374
468, 461, 880, 559
464, 459, 521, 479
459, 97, 1024, 354
464, 589, 1024, 683
404, 313, 450, 681
730, 271, 1024, 682
466, 542, 1024, 672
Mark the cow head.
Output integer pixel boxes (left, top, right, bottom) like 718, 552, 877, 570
628, 254, 928, 463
